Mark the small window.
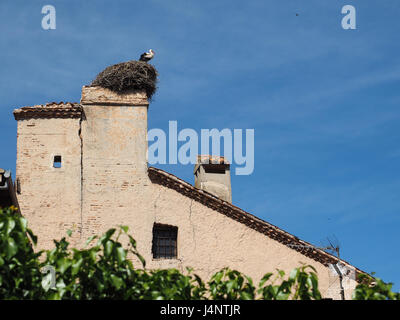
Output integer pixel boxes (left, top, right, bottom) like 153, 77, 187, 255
152, 224, 178, 259
53, 155, 62, 168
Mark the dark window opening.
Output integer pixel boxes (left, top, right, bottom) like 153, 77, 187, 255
152, 224, 178, 259
204, 164, 226, 174
53, 155, 62, 168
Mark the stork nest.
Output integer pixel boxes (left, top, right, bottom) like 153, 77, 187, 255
91, 60, 158, 99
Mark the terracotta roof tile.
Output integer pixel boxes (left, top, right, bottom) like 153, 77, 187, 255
13, 102, 82, 120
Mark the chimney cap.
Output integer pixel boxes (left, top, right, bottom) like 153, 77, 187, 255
194, 155, 230, 174
80, 86, 149, 106
197, 155, 229, 165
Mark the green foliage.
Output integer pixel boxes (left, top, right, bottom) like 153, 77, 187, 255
41, 227, 206, 300
208, 268, 256, 300
131, 268, 207, 300
352, 273, 400, 300
258, 265, 321, 300
0, 206, 43, 299
2, 206, 398, 300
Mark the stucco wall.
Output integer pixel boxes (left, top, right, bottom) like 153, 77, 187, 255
15, 118, 82, 248
106, 181, 357, 299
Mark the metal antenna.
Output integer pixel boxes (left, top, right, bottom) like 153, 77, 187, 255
289, 235, 346, 300
323, 235, 345, 300
322, 235, 341, 260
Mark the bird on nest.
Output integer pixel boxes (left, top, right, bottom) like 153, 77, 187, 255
139, 49, 155, 63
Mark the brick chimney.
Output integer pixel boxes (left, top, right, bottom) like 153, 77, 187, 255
80, 86, 150, 239
194, 155, 232, 203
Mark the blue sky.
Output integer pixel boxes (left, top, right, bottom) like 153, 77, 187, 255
1, 1, 399, 290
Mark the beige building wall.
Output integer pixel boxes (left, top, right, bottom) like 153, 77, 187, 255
143, 182, 357, 299
15, 117, 82, 248
14, 87, 358, 299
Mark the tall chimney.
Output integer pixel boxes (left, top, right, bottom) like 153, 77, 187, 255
194, 155, 232, 203
80, 86, 150, 239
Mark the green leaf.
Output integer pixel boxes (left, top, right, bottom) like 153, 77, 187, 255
120, 225, 129, 233
116, 246, 126, 264
214, 271, 224, 283
57, 258, 72, 274
105, 228, 116, 239
128, 235, 137, 248
71, 258, 83, 276
259, 273, 273, 287
6, 219, 16, 235
85, 235, 97, 246
6, 237, 18, 259
105, 240, 113, 257
110, 275, 123, 290
19, 217, 27, 232
131, 250, 146, 268
240, 291, 253, 300
276, 291, 290, 300
26, 229, 37, 245
289, 268, 299, 281
226, 280, 235, 293
98, 228, 116, 245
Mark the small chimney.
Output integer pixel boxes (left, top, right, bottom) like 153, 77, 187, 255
194, 155, 232, 203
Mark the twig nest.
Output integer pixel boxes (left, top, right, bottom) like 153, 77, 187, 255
91, 60, 158, 99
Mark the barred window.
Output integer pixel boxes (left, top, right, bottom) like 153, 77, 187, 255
152, 224, 178, 259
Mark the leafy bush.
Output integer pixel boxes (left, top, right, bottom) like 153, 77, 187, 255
41, 226, 205, 300
257, 265, 321, 300
0, 206, 43, 299
352, 273, 400, 300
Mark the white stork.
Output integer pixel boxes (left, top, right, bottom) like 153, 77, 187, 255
139, 49, 155, 62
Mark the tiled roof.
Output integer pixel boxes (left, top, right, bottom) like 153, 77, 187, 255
13, 102, 82, 120
148, 166, 368, 281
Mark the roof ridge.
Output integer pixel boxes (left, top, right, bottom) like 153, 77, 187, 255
13, 102, 82, 120
16, 101, 80, 108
